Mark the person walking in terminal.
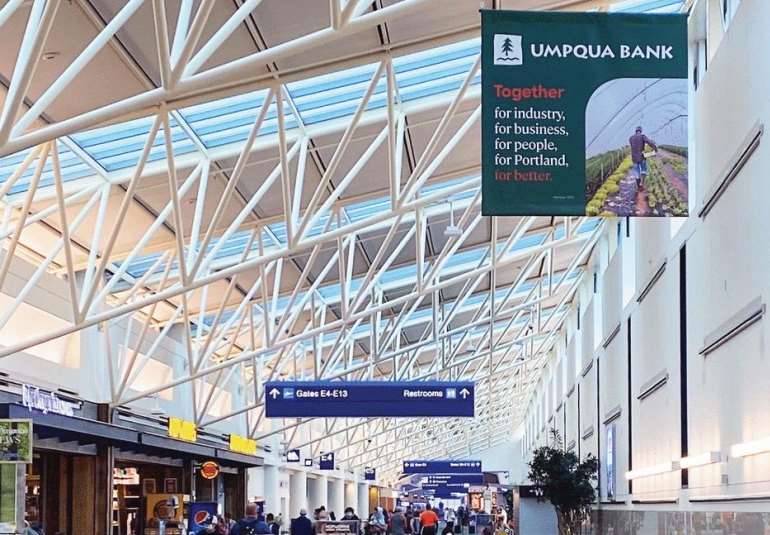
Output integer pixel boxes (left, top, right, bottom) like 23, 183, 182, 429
368, 507, 387, 535
628, 126, 658, 190
267, 513, 280, 535
343, 507, 360, 522
419, 505, 440, 535
231, 503, 271, 535
291, 510, 313, 535
391, 507, 407, 535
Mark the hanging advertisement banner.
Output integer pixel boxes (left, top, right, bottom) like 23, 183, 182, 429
481, 10, 688, 217
0, 419, 32, 463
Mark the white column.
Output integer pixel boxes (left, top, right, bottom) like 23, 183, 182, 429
247, 466, 265, 502
289, 471, 308, 517
308, 474, 329, 511
264, 465, 281, 514
357, 482, 369, 519
345, 481, 358, 514
329, 477, 345, 517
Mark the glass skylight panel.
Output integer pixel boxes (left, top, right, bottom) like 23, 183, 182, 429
393, 38, 479, 75
117, 227, 276, 281
305, 211, 340, 237
288, 63, 381, 99
70, 115, 198, 172
420, 175, 479, 198
379, 263, 419, 287
0, 141, 93, 195
178, 90, 298, 149
121, 251, 165, 279
287, 63, 387, 126
345, 196, 392, 222
439, 247, 487, 276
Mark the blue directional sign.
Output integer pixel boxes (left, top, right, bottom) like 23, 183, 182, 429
286, 449, 300, 463
304, 458, 313, 467
264, 381, 475, 418
364, 467, 376, 481
320, 452, 335, 470
425, 474, 484, 485
403, 460, 482, 474
421, 483, 469, 490
424, 487, 467, 499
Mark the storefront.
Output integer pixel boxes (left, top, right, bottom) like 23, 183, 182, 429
1, 383, 261, 535
108, 415, 257, 535
1, 387, 134, 535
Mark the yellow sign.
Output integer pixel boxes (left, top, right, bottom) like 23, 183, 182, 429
168, 417, 197, 442
229, 434, 257, 455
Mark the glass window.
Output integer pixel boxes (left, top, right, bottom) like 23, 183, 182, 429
722, 0, 742, 28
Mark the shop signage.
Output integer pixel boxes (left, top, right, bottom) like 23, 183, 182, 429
200, 461, 220, 479
364, 467, 376, 481
424, 474, 483, 485
320, 452, 335, 470
114, 467, 140, 485
0, 419, 32, 463
230, 433, 257, 455
315, 520, 360, 535
145, 494, 184, 527
168, 417, 197, 442
469, 492, 484, 511
518, 485, 544, 499
286, 449, 300, 463
264, 381, 475, 417
190, 502, 219, 534
403, 460, 482, 474
481, 10, 688, 216
22, 384, 79, 416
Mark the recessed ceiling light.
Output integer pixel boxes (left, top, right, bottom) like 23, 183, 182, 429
42, 51, 60, 61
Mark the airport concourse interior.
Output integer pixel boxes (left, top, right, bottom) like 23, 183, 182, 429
0, 0, 766, 534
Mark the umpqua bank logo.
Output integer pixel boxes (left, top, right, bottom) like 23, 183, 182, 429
493, 34, 523, 66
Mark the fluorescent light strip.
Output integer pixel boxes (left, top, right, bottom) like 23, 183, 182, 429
679, 451, 722, 469
731, 437, 770, 458
625, 461, 680, 480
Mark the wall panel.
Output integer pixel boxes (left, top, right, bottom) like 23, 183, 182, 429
630, 258, 682, 500
598, 327, 628, 501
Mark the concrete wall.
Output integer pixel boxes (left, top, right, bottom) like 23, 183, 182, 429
520, 0, 770, 515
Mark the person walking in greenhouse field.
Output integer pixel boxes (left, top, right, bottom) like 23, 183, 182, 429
628, 126, 658, 191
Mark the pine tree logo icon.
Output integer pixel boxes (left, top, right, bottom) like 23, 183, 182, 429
494, 34, 523, 66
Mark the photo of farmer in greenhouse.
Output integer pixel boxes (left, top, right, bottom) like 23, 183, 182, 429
585, 78, 688, 217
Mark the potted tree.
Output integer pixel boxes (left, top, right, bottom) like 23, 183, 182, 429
527, 430, 599, 535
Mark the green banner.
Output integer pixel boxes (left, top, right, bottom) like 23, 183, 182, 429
481, 11, 688, 216
0, 420, 32, 464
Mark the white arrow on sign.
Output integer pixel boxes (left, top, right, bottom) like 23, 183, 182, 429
269, 388, 281, 399
460, 388, 470, 399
